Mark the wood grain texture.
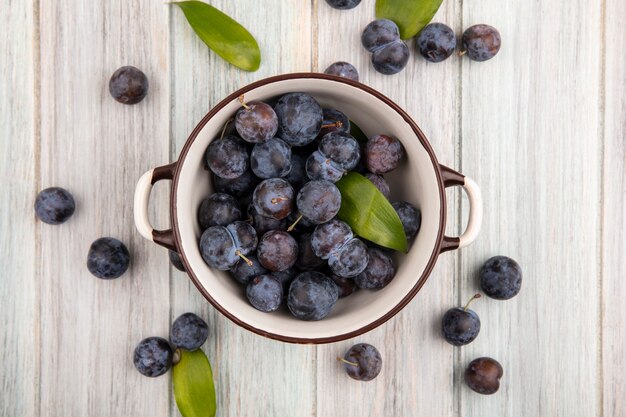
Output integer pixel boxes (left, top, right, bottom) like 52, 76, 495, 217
0, 1, 39, 416
458, 0, 603, 415
314, 2, 462, 416
602, 0, 626, 414
168, 2, 315, 416
38, 0, 171, 416
1, 0, 625, 416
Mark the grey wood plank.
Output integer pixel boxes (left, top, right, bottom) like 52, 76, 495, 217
4, 1, 619, 415
314, 3, 462, 416
458, 0, 603, 415
0, 1, 39, 416
602, 0, 626, 414
38, 1, 171, 415
168, 1, 316, 416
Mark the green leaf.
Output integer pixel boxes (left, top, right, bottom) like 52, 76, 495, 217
375, 0, 444, 40
349, 120, 368, 144
173, 349, 217, 417
172, 1, 261, 71
336, 172, 407, 252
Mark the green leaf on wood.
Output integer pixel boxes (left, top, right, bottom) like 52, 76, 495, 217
173, 349, 217, 417
172, 1, 261, 71
375, 0, 444, 40
336, 172, 407, 252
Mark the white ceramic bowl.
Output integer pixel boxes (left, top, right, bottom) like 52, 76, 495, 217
134, 73, 482, 344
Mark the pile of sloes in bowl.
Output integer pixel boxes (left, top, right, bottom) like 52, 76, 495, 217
198, 92, 421, 321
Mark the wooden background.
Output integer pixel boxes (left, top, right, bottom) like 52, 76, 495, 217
1, 0, 624, 415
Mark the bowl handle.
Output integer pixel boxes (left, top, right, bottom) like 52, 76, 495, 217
439, 165, 483, 253
133, 162, 178, 251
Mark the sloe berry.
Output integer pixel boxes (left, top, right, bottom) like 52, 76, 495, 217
34, 187, 75, 225
319, 131, 361, 171
274, 93, 323, 147
247, 203, 287, 236
371, 41, 410, 75
231, 255, 267, 285
328, 238, 369, 278
361, 19, 400, 52
331, 274, 358, 298
325, 0, 361, 10
198, 193, 241, 230
252, 178, 294, 220
87, 237, 130, 279
306, 150, 344, 182
353, 248, 395, 289
246, 274, 283, 312
205, 135, 249, 179
169, 250, 186, 272
213, 169, 260, 199
170, 312, 209, 351
250, 137, 292, 179
364, 134, 404, 174
296, 233, 326, 271
462, 24, 501, 62
296, 180, 341, 225
284, 152, 308, 192
324, 62, 359, 81
392, 201, 421, 240
109, 66, 148, 105
133, 337, 172, 377
417, 23, 457, 63
365, 173, 391, 199
287, 271, 339, 321
319, 109, 351, 139
479, 256, 522, 299
311, 219, 353, 259
257, 230, 298, 271
340, 343, 382, 381
464, 357, 503, 394
235, 99, 278, 143
442, 294, 481, 346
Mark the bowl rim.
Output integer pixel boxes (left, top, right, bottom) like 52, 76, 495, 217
171, 72, 449, 344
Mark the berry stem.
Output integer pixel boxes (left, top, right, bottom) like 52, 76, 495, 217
238, 94, 251, 110
287, 213, 303, 232
172, 348, 181, 366
236, 250, 253, 266
463, 293, 481, 311
271, 197, 288, 204
336, 357, 358, 367
458, 50, 467, 57
321, 121, 343, 129
220, 118, 232, 140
